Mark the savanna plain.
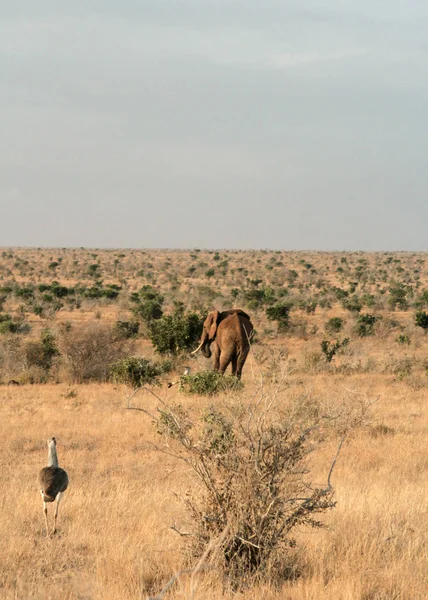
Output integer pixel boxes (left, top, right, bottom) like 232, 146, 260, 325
0, 248, 427, 599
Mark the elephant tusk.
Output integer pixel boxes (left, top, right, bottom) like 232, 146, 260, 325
191, 341, 204, 355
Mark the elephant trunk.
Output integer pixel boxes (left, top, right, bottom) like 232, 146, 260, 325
191, 336, 212, 358
201, 342, 212, 358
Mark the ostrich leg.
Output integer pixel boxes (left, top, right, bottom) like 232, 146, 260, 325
52, 492, 63, 535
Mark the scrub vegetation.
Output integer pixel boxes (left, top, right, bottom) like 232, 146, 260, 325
0, 248, 427, 599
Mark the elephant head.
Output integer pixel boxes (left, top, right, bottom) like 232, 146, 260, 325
192, 310, 221, 358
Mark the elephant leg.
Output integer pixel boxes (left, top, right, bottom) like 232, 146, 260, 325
212, 345, 221, 371
236, 349, 249, 379
230, 355, 238, 376
219, 351, 234, 374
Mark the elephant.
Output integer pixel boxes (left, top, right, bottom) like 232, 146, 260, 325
191, 309, 253, 379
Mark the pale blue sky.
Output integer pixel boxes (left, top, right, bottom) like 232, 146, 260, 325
1, 1, 427, 250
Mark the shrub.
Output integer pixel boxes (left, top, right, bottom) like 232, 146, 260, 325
115, 320, 140, 339
109, 357, 162, 388
0, 314, 19, 334
14, 286, 34, 300
178, 371, 243, 396
58, 322, 131, 382
83, 285, 120, 300
414, 290, 428, 309
325, 317, 344, 334
341, 296, 362, 313
24, 329, 58, 371
321, 338, 349, 363
133, 300, 163, 323
266, 302, 292, 332
355, 313, 380, 337
244, 287, 276, 309
149, 311, 201, 355
153, 400, 336, 588
396, 333, 411, 345
414, 311, 428, 330
388, 283, 408, 310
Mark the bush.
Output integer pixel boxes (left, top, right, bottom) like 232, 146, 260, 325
115, 320, 140, 339
266, 303, 292, 332
325, 317, 344, 334
0, 315, 19, 334
109, 357, 162, 388
24, 329, 58, 371
321, 338, 349, 363
133, 300, 163, 323
178, 371, 243, 396
58, 322, 131, 382
153, 400, 336, 588
0, 314, 28, 334
388, 283, 408, 310
341, 296, 362, 313
355, 313, 380, 337
396, 334, 411, 345
414, 311, 428, 330
149, 311, 201, 355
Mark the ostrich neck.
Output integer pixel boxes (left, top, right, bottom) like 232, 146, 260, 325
47, 443, 58, 467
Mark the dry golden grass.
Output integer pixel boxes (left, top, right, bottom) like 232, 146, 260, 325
1, 367, 427, 599
0, 248, 427, 598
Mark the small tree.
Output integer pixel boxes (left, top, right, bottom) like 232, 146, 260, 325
355, 313, 380, 337
133, 299, 163, 324
321, 338, 349, 363
115, 320, 140, 339
24, 328, 58, 371
414, 311, 428, 330
149, 311, 201, 355
325, 317, 344, 335
266, 302, 291, 332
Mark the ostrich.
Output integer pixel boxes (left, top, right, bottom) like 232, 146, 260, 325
38, 437, 69, 537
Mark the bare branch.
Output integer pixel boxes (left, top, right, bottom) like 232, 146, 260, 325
147, 525, 230, 600
327, 435, 346, 490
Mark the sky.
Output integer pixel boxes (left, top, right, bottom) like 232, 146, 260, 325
1, 0, 427, 251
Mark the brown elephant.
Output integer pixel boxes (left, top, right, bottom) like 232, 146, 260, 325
191, 309, 253, 379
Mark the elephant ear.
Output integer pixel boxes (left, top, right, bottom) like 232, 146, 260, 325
208, 310, 220, 340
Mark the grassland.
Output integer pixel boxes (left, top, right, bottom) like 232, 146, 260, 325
0, 248, 427, 599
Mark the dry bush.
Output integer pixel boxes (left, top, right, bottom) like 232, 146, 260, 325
57, 322, 133, 383
149, 393, 338, 591
0, 335, 23, 381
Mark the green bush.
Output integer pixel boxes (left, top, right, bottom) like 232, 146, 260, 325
133, 299, 163, 323
396, 334, 411, 345
414, 311, 428, 330
109, 357, 162, 388
115, 320, 140, 339
14, 286, 34, 300
414, 290, 428, 309
388, 283, 408, 310
325, 317, 344, 334
149, 311, 201, 355
178, 371, 243, 396
321, 338, 349, 363
24, 329, 58, 371
0, 314, 21, 334
266, 302, 291, 332
355, 314, 380, 337
341, 296, 362, 313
